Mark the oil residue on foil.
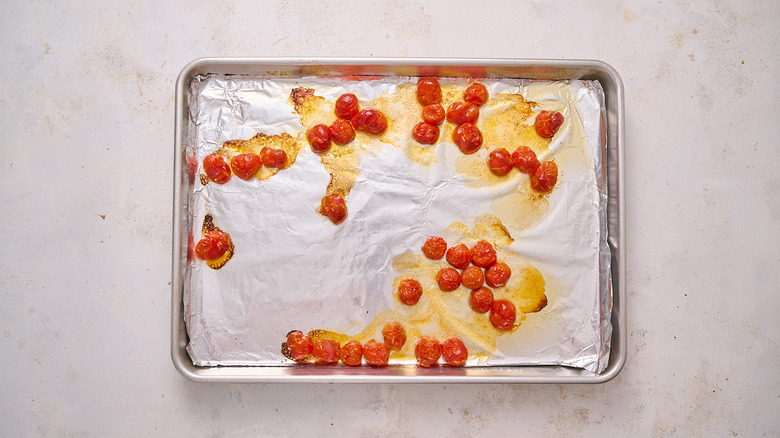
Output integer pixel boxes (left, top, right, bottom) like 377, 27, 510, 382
210, 132, 303, 182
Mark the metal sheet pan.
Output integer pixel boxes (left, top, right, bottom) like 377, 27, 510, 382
171, 57, 625, 383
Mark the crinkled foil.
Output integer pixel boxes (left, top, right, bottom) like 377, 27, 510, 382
183, 75, 612, 373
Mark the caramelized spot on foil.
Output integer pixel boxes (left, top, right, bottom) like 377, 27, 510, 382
290, 87, 315, 113
216, 132, 303, 181
201, 214, 234, 270
199, 174, 209, 185
280, 342, 294, 361
307, 329, 350, 345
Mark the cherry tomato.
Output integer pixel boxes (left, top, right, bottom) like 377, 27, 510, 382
260, 147, 273, 166
203, 154, 231, 184
464, 83, 488, 106
263, 148, 288, 169
362, 340, 389, 366
469, 287, 494, 314
485, 261, 512, 288
351, 109, 388, 135
470, 240, 497, 268
461, 266, 485, 290
320, 193, 348, 224
337, 341, 363, 366
530, 161, 559, 193
335, 93, 360, 120
511, 146, 540, 174
490, 300, 517, 331
436, 268, 461, 292
421, 236, 447, 260
446, 101, 480, 125
421, 103, 445, 125
307, 124, 331, 153
312, 338, 339, 364
229, 153, 262, 180
452, 123, 483, 154
382, 321, 406, 351
415, 336, 441, 368
286, 330, 313, 361
416, 78, 442, 105
487, 148, 513, 176
534, 110, 564, 138
328, 118, 356, 145
412, 122, 439, 145
441, 337, 468, 367
398, 278, 423, 306
195, 230, 230, 260
446, 243, 472, 270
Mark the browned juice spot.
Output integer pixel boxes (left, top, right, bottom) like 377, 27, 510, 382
481, 93, 548, 154
217, 132, 303, 181
201, 214, 234, 270
490, 185, 550, 232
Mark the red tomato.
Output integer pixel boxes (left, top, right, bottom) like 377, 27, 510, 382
490, 300, 516, 331
446, 243, 472, 270
452, 123, 483, 154
446, 101, 480, 125
461, 266, 485, 290
485, 261, 512, 288
398, 278, 423, 306
530, 161, 559, 193
203, 154, 231, 184
337, 341, 363, 366
229, 153, 262, 180
436, 268, 461, 292
286, 331, 313, 361
441, 338, 468, 367
263, 148, 287, 169
534, 110, 564, 138
335, 93, 360, 120
421, 103, 445, 125
415, 336, 441, 368
464, 83, 488, 106
328, 118, 356, 145
412, 122, 439, 145
320, 193, 347, 224
351, 109, 388, 135
312, 338, 339, 364
417, 78, 442, 105
469, 287, 494, 314
470, 240, 497, 268
421, 236, 447, 260
307, 124, 331, 153
382, 321, 406, 351
487, 148, 513, 176
260, 147, 273, 166
511, 146, 541, 174
195, 230, 230, 260
362, 340, 389, 366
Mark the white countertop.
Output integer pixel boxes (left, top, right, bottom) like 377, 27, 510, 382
1, 1, 778, 436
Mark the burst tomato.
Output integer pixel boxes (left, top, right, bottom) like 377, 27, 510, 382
421, 236, 447, 260
461, 266, 485, 290
464, 83, 488, 106
452, 123, 483, 154
470, 240, 497, 268
412, 122, 439, 145
362, 340, 389, 366
312, 338, 339, 364
195, 230, 229, 260
487, 148, 513, 176
337, 341, 363, 366
441, 337, 468, 367
286, 331, 313, 361
328, 118, 356, 145
436, 268, 461, 292
446, 243, 472, 270
485, 261, 511, 288
446, 101, 479, 125
417, 78, 442, 105
421, 103, 445, 125
335, 93, 360, 120
203, 154, 231, 184
351, 109, 388, 135
534, 110, 564, 138
511, 146, 540, 174
229, 153, 262, 180
469, 287, 494, 314
382, 321, 406, 351
530, 161, 559, 193
415, 336, 441, 368
307, 124, 331, 153
320, 193, 347, 224
398, 278, 423, 306
490, 300, 517, 331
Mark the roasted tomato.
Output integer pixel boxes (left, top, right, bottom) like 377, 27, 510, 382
286, 331, 313, 361
461, 266, 485, 290
382, 321, 406, 351
421, 103, 445, 125
469, 287, 494, 314
511, 146, 541, 174
415, 336, 441, 368
338, 341, 363, 366
463, 83, 488, 106
260, 147, 288, 169
452, 123, 483, 154
530, 161, 559, 193
195, 230, 230, 260
485, 261, 512, 288
490, 300, 517, 331
441, 337, 468, 367
421, 236, 447, 260
446, 243, 472, 270
362, 340, 389, 366
351, 109, 388, 135
320, 193, 348, 224
487, 148, 513, 176
436, 268, 461, 292
229, 153, 262, 180
398, 278, 423, 306
534, 110, 564, 138
412, 122, 440, 145
328, 118, 356, 145
312, 338, 340, 364
335, 93, 360, 120
446, 101, 479, 125
416, 78, 442, 105
203, 154, 231, 184
307, 124, 331, 153
470, 240, 497, 268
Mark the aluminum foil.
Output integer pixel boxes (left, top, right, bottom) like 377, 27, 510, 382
184, 74, 612, 373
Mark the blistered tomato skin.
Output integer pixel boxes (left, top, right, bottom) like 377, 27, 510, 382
485, 261, 512, 288
307, 124, 332, 153
469, 287, 494, 314
412, 122, 440, 145
461, 266, 485, 290
471, 240, 497, 268
267, 149, 288, 169
203, 154, 231, 184
436, 268, 461, 292
446, 243, 472, 270
195, 230, 230, 260
320, 193, 348, 224
417, 78, 442, 105
487, 148, 513, 176
512, 146, 541, 174
286, 331, 313, 361
230, 153, 262, 180
362, 340, 390, 366
490, 300, 517, 331
530, 161, 559, 193
446, 101, 480, 125
464, 83, 489, 106
328, 118, 356, 145
415, 336, 442, 368
338, 341, 363, 366
382, 321, 407, 351
398, 278, 423, 306
351, 109, 388, 135
335, 93, 360, 120
452, 123, 483, 154
421, 103, 445, 125
422, 236, 447, 260
441, 338, 468, 367
535, 110, 564, 138
312, 339, 340, 364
